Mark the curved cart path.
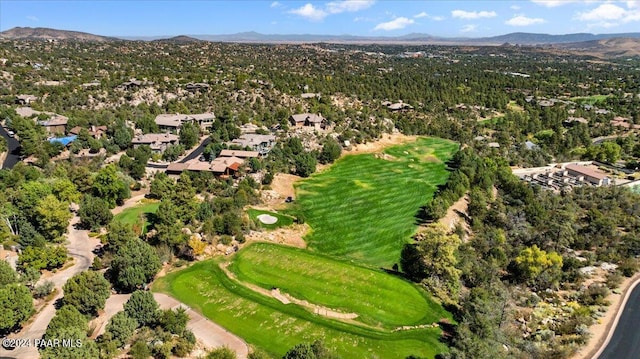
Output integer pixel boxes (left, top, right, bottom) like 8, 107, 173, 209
0, 215, 99, 359
96, 293, 249, 359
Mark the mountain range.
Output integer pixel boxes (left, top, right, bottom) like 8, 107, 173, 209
2, 26, 640, 47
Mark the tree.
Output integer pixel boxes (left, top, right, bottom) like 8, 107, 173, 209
62, 270, 111, 316
44, 305, 87, 339
282, 340, 337, 359
149, 172, 175, 200
78, 195, 113, 230
158, 307, 189, 335
51, 178, 81, 203
35, 194, 72, 241
113, 125, 133, 150
318, 137, 342, 164
294, 152, 317, 177
0, 260, 18, 286
104, 311, 138, 348
400, 243, 427, 282
92, 165, 130, 208
179, 122, 200, 150
514, 245, 563, 288
207, 346, 237, 359
111, 238, 161, 292
414, 224, 462, 300
40, 325, 99, 359
18, 245, 68, 271
124, 290, 158, 327
129, 339, 152, 359
106, 221, 137, 250
0, 283, 33, 333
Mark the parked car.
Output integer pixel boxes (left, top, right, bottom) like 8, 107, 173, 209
7, 130, 15, 138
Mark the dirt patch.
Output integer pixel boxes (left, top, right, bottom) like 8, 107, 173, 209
374, 152, 397, 161
246, 224, 308, 249
347, 133, 418, 155
437, 195, 470, 236
267, 173, 302, 206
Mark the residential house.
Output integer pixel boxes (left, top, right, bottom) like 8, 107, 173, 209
68, 125, 107, 138
229, 134, 276, 155
131, 133, 179, 153
219, 150, 259, 159
565, 164, 610, 186
386, 102, 413, 111
116, 79, 153, 91
16, 95, 38, 105
155, 112, 215, 132
167, 156, 245, 177
39, 115, 68, 134
289, 113, 326, 130
185, 83, 210, 93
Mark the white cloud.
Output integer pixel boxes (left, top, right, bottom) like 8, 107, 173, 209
374, 17, 415, 31
577, 3, 627, 20
506, 15, 546, 26
26, 15, 39, 22
628, 1, 640, 9
451, 10, 497, 19
511, 5, 521, 10
460, 24, 478, 33
413, 11, 445, 20
326, 0, 375, 14
531, 0, 572, 7
576, 2, 640, 27
270, 1, 282, 8
288, 3, 328, 21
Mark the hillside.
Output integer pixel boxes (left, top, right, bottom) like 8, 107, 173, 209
0, 27, 116, 42
553, 37, 640, 58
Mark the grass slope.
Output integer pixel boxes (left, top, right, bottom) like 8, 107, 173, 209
295, 137, 458, 267
113, 202, 159, 233
154, 259, 449, 358
229, 243, 449, 328
247, 209, 295, 229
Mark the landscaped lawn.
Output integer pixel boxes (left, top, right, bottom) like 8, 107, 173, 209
112, 201, 159, 233
154, 258, 449, 359
229, 243, 449, 328
247, 209, 295, 229
294, 137, 458, 267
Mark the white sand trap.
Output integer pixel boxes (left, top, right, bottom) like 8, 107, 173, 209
257, 214, 278, 225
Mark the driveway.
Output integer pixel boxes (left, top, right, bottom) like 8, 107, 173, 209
0, 125, 21, 169
0, 215, 99, 358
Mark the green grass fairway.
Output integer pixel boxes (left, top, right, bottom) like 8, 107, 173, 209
570, 94, 611, 105
247, 209, 295, 229
113, 201, 159, 233
154, 258, 449, 358
229, 243, 449, 328
295, 137, 458, 267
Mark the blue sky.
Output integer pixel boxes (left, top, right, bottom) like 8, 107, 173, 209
1, 1, 640, 37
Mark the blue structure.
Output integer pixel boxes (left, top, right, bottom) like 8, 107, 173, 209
48, 135, 77, 146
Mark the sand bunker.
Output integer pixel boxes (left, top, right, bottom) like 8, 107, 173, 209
257, 214, 278, 224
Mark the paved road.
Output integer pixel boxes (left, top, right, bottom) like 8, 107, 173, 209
179, 137, 210, 163
96, 293, 249, 359
0, 126, 21, 169
0, 216, 99, 359
597, 283, 640, 359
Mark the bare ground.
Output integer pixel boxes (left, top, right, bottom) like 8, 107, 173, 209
346, 133, 418, 155
438, 194, 470, 234
245, 224, 308, 249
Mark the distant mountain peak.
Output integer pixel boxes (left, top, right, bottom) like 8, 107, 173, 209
0, 26, 115, 42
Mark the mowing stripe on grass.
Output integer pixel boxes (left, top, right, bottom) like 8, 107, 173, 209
295, 137, 458, 267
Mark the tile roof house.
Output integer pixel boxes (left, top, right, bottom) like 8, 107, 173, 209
229, 134, 276, 155
167, 156, 245, 177
155, 113, 215, 131
69, 125, 107, 138
289, 113, 326, 130
131, 133, 179, 153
